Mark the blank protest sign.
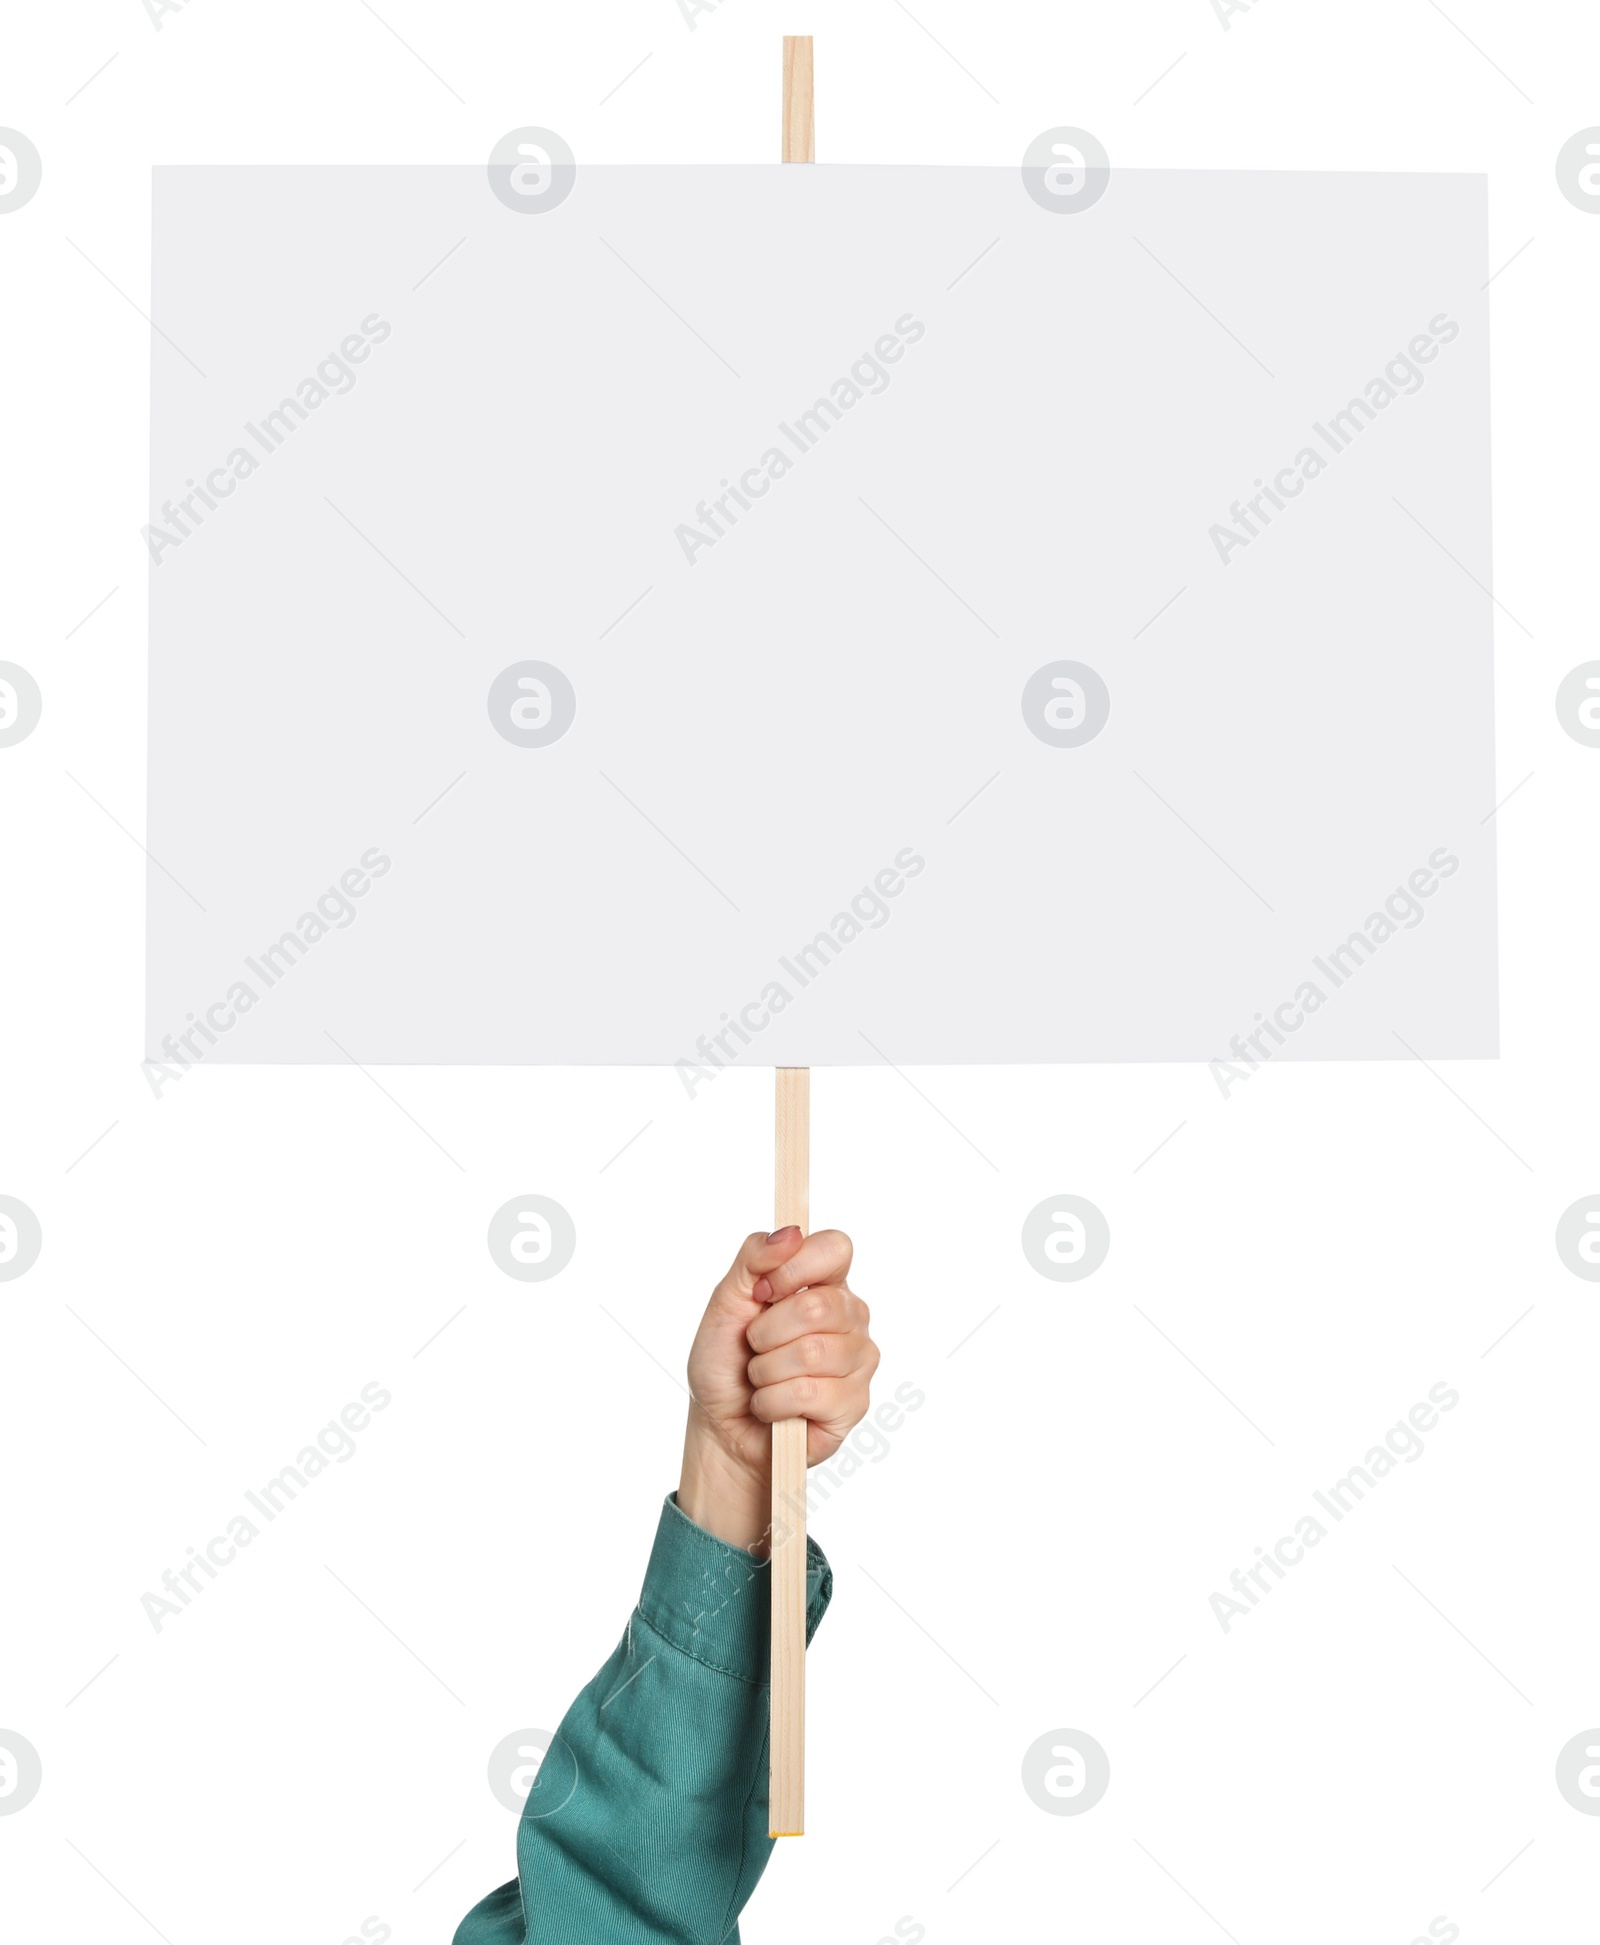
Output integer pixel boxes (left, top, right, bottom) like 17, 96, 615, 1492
144, 164, 1496, 1068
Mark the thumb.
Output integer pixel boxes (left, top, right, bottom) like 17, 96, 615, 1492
715, 1226, 806, 1308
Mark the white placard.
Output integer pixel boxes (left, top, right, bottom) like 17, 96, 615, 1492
145, 164, 1496, 1068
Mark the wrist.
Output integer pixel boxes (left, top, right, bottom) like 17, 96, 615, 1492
678, 1416, 771, 1554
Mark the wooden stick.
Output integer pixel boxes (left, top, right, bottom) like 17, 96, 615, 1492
782, 34, 814, 164
771, 1066, 809, 1837
770, 40, 813, 1843
766, 37, 815, 1843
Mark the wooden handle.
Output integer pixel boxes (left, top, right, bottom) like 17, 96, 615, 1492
782, 35, 814, 165
770, 42, 813, 1843
770, 1066, 809, 1837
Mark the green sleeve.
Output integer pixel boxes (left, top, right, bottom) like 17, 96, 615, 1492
454, 1492, 832, 1945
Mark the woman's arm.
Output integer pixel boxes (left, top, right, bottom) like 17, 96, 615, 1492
454, 1227, 877, 1945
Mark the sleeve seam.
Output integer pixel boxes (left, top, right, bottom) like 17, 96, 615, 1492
717, 1719, 767, 1943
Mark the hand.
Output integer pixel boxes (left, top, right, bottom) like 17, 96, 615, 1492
678, 1227, 879, 1552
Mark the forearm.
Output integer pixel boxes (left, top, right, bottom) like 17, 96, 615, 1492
454, 1493, 832, 1945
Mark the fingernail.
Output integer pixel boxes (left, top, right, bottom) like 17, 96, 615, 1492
770, 1224, 799, 1243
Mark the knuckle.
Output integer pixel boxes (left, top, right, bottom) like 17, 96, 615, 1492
799, 1332, 828, 1368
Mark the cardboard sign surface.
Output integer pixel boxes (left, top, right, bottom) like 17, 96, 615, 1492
145, 165, 1496, 1066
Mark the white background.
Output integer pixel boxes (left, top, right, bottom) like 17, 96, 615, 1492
2, 3, 1598, 1944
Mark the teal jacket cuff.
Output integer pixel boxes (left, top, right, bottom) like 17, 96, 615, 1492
636, 1492, 832, 1686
